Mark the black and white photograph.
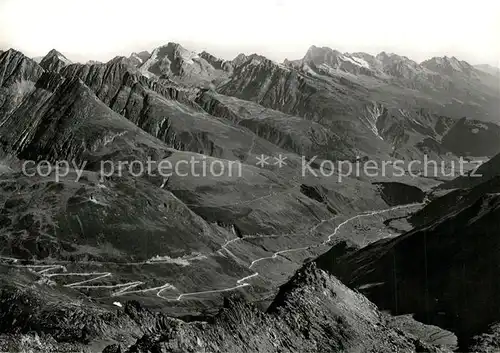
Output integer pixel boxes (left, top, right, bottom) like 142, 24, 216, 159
0, 0, 499, 352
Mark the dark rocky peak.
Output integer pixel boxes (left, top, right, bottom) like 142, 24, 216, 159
229, 53, 288, 80
245, 53, 276, 67
59, 58, 195, 110
350, 51, 378, 64
412, 175, 500, 228
39, 49, 71, 73
0, 49, 44, 86
282, 57, 302, 69
421, 56, 475, 76
199, 50, 217, 62
39, 72, 88, 99
330, 185, 500, 348
200, 50, 233, 72
118, 262, 442, 353
0, 71, 107, 161
349, 52, 389, 73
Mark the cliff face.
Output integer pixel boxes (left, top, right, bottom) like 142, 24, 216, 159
195, 90, 346, 159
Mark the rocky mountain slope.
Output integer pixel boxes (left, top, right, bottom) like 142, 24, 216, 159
475, 64, 500, 77
441, 118, 500, 157
20, 43, 500, 161
0, 48, 420, 317
39, 49, 72, 73
215, 46, 499, 159
123, 263, 453, 353
137, 43, 230, 87
322, 167, 500, 350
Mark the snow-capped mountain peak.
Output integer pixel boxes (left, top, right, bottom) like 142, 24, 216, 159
303, 45, 342, 67
137, 43, 231, 86
199, 51, 233, 72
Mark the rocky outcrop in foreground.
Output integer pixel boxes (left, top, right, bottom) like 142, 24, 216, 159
0, 263, 450, 352
123, 263, 427, 352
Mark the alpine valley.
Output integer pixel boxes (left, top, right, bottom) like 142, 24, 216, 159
0, 42, 499, 352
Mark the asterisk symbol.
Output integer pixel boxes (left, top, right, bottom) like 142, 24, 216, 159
256, 154, 270, 168
273, 154, 288, 168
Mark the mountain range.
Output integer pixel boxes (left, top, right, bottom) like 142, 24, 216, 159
0, 42, 499, 352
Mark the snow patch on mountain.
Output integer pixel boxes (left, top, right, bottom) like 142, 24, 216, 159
361, 102, 385, 140
56, 53, 71, 65
341, 55, 370, 68
177, 48, 199, 65
131, 53, 144, 64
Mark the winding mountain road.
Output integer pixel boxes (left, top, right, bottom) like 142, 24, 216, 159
0, 203, 421, 302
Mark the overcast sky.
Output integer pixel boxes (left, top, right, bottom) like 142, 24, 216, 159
1, 0, 499, 66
